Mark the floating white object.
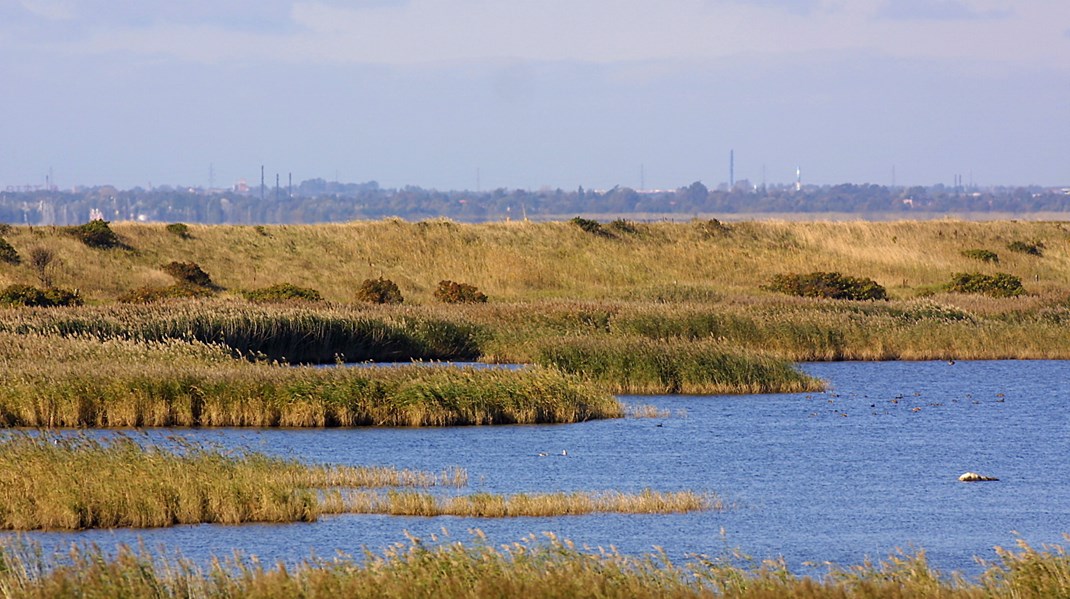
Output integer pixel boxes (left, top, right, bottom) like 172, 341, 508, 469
959, 472, 999, 482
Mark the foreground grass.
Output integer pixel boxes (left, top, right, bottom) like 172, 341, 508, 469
0, 437, 713, 530
0, 333, 620, 427
1, 534, 1069, 597
0, 435, 466, 530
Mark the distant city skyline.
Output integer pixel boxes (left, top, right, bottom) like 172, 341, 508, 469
2, 1, 1068, 191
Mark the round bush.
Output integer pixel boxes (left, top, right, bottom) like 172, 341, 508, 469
163, 261, 214, 288
355, 277, 404, 304
766, 271, 887, 301
947, 272, 1025, 297
243, 283, 323, 303
433, 280, 488, 304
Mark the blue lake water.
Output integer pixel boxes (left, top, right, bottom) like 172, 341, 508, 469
10, 360, 1070, 576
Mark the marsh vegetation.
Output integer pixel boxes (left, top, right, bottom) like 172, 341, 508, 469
0, 534, 1068, 598
0, 332, 619, 427
0, 436, 716, 530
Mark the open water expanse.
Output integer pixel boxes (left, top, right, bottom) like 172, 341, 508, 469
11, 360, 1070, 576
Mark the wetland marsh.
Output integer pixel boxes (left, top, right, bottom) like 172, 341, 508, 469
10, 360, 1068, 580
1, 220, 1069, 595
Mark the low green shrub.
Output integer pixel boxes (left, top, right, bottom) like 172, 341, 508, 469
766, 271, 887, 301
117, 284, 215, 304
434, 280, 488, 304
243, 283, 323, 303
0, 284, 81, 307
165, 223, 191, 239
0, 238, 18, 265
947, 272, 1025, 297
41, 287, 83, 307
1007, 240, 1044, 256
162, 261, 214, 288
0, 284, 46, 307
961, 248, 999, 263
355, 277, 403, 304
66, 220, 124, 249
569, 217, 606, 236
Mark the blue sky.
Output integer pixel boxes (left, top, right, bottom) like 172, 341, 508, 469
1, 0, 1067, 190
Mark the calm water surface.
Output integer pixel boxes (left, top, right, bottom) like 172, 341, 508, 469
13, 360, 1070, 576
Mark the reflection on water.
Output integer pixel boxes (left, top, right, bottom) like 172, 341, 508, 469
10, 360, 1070, 576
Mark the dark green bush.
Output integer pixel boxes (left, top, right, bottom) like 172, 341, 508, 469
41, 287, 83, 307
0, 238, 19, 265
766, 271, 888, 301
961, 249, 999, 264
1007, 240, 1043, 256
117, 284, 215, 304
165, 223, 191, 239
243, 283, 323, 303
0, 284, 81, 307
433, 280, 488, 304
355, 277, 404, 304
67, 220, 124, 249
0, 284, 47, 307
947, 272, 1025, 297
162, 261, 214, 288
569, 217, 605, 236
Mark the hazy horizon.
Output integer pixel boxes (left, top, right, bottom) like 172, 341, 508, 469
2, 1, 1068, 191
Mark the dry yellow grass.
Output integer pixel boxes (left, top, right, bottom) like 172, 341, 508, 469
328, 489, 719, 517
2, 219, 1067, 303
0, 435, 467, 530
0, 332, 622, 428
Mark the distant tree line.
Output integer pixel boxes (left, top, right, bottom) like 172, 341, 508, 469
1, 180, 1068, 225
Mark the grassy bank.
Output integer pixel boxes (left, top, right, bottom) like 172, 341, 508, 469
0, 333, 620, 427
535, 336, 823, 394
1, 534, 1068, 597
0, 435, 466, 530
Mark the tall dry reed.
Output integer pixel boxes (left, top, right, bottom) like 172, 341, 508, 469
535, 336, 824, 394
0, 435, 460, 530
0, 333, 620, 427
1, 533, 1069, 597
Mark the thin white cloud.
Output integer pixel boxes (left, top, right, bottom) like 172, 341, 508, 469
10, 0, 1069, 71
16, 0, 75, 20
878, 0, 1010, 21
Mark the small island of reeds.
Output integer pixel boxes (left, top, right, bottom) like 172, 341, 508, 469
0, 436, 718, 530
